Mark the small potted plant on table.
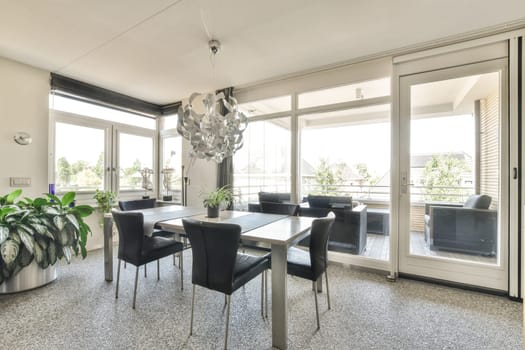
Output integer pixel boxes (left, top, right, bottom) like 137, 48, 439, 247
202, 185, 233, 218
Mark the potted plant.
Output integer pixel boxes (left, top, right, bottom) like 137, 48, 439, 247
93, 189, 116, 214
0, 189, 94, 292
202, 185, 233, 218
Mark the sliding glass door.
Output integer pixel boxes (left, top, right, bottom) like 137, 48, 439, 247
398, 58, 509, 290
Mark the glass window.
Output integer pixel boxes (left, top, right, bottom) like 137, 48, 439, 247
50, 95, 156, 130
160, 136, 182, 202
408, 71, 499, 265
298, 77, 390, 109
410, 115, 475, 203
300, 104, 391, 260
118, 133, 154, 193
238, 95, 291, 117
233, 117, 291, 209
55, 122, 105, 193
300, 105, 391, 201
161, 114, 178, 130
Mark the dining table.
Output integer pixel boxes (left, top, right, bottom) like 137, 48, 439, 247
104, 206, 315, 350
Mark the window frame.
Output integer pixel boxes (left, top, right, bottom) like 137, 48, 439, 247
233, 114, 293, 208
158, 128, 183, 204
49, 108, 157, 204
233, 73, 393, 270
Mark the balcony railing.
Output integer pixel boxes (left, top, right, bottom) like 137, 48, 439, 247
233, 174, 474, 209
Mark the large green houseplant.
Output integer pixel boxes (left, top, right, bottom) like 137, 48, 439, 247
202, 185, 233, 218
0, 189, 94, 285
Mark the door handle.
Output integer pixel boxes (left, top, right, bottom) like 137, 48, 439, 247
513, 167, 518, 179
401, 171, 408, 194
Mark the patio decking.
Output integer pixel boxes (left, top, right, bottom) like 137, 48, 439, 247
359, 232, 497, 264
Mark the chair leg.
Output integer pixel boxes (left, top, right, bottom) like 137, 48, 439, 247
157, 259, 160, 281
173, 253, 176, 266
190, 284, 195, 336
124, 261, 127, 269
224, 294, 231, 350
325, 271, 331, 310
180, 249, 184, 291
115, 259, 121, 299
144, 264, 147, 278
133, 266, 139, 309
265, 271, 268, 318
260, 272, 264, 318
313, 281, 320, 330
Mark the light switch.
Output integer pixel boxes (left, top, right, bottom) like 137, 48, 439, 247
10, 177, 31, 187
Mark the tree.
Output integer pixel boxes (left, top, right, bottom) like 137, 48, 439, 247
57, 157, 72, 185
122, 159, 143, 187
313, 158, 346, 195
71, 160, 89, 176
420, 154, 470, 202
355, 163, 379, 186
93, 152, 104, 179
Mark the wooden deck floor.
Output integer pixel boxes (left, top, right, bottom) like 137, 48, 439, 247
359, 232, 497, 264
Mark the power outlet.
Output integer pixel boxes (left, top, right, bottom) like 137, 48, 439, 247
10, 177, 31, 187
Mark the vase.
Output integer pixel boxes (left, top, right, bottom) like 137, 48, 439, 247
207, 206, 219, 218
0, 261, 57, 294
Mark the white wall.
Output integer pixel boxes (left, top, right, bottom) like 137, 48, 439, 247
0, 57, 49, 197
181, 142, 218, 207
0, 57, 110, 251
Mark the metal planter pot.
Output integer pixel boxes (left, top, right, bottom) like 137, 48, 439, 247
0, 261, 57, 294
207, 206, 219, 218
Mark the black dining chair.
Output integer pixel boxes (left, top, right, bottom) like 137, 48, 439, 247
260, 201, 299, 216
118, 198, 179, 274
119, 198, 177, 238
118, 198, 157, 211
112, 210, 184, 309
182, 218, 270, 350
286, 213, 335, 329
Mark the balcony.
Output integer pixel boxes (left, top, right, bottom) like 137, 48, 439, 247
233, 176, 495, 263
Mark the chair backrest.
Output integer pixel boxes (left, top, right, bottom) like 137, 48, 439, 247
463, 194, 491, 209
258, 191, 290, 203
118, 198, 157, 211
112, 210, 145, 264
307, 195, 352, 209
182, 218, 241, 294
260, 202, 299, 216
309, 213, 335, 279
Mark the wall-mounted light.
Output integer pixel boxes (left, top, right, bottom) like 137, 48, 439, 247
14, 132, 32, 145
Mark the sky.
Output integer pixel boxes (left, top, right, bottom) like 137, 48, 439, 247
301, 114, 475, 177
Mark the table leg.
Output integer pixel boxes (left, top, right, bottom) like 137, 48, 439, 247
316, 276, 323, 293
103, 215, 113, 282
271, 244, 288, 350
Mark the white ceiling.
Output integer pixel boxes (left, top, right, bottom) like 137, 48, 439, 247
0, 0, 524, 104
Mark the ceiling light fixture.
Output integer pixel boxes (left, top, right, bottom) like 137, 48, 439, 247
177, 39, 248, 163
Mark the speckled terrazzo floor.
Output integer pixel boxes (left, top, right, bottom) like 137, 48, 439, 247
0, 247, 521, 350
